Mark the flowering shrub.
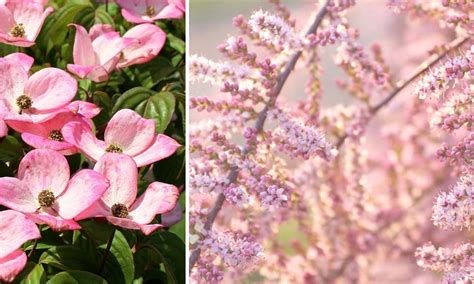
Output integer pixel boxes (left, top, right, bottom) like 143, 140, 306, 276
190, 0, 472, 283
0, 0, 185, 283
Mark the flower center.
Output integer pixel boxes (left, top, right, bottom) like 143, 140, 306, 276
105, 144, 123, 153
38, 190, 55, 208
111, 203, 129, 218
10, 23, 25, 38
146, 6, 156, 17
16, 95, 32, 112
48, 130, 64, 141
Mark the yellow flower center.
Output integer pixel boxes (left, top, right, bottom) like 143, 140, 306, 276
16, 95, 32, 112
48, 130, 64, 142
146, 6, 156, 17
10, 23, 25, 38
38, 190, 55, 208
111, 203, 128, 218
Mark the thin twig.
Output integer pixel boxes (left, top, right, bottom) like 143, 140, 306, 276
27, 239, 38, 258
335, 36, 469, 149
189, 0, 331, 270
97, 228, 115, 274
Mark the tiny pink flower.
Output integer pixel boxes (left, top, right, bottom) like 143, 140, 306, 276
0, 0, 53, 47
0, 210, 40, 282
0, 55, 77, 124
62, 108, 180, 167
76, 153, 179, 235
116, 0, 183, 24
67, 24, 135, 82
0, 149, 109, 231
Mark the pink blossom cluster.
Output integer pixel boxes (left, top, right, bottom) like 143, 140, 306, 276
0, 0, 183, 281
432, 173, 473, 230
415, 242, 474, 283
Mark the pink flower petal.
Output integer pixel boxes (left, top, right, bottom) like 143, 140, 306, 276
133, 134, 180, 167
0, 5, 14, 34
74, 200, 110, 220
69, 24, 98, 66
0, 210, 40, 258
152, 2, 183, 20
105, 109, 155, 156
118, 24, 166, 68
24, 68, 77, 112
62, 121, 106, 162
161, 203, 182, 227
27, 212, 81, 231
89, 23, 115, 41
92, 32, 127, 70
18, 149, 70, 197
0, 58, 28, 113
67, 64, 94, 79
8, 1, 53, 43
0, 177, 37, 213
4, 53, 34, 71
21, 133, 75, 152
0, 250, 27, 283
121, 8, 153, 24
93, 153, 138, 208
0, 120, 7, 138
67, 101, 101, 118
54, 169, 109, 219
128, 181, 179, 224
106, 216, 163, 235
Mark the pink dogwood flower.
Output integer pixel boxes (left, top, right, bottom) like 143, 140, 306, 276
0, 210, 40, 282
67, 24, 135, 82
170, 0, 185, 12
76, 153, 179, 235
62, 108, 180, 167
7, 111, 94, 155
84, 23, 166, 69
0, 56, 77, 124
116, 0, 183, 23
0, 0, 53, 47
0, 149, 109, 231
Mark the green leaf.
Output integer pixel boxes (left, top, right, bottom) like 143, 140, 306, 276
47, 271, 107, 284
167, 34, 185, 54
74, 6, 114, 29
112, 87, 154, 113
45, 3, 91, 45
13, 262, 47, 284
0, 136, 23, 163
142, 92, 176, 134
137, 231, 185, 284
133, 56, 175, 88
39, 246, 96, 272
80, 222, 135, 284
152, 146, 185, 186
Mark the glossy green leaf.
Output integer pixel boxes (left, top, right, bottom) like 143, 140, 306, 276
142, 92, 176, 133
112, 87, 154, 113
39, 246, 96, 272
47, 271, 107, 284
167, 34, 185, 54
13, 262, 47, 284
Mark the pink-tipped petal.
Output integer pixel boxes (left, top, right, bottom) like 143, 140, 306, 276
92, 32, 126, 69
94, 153, 138, 208
170, 0, 185, 12
67, 64, 94, 79
0, 5, 14, 34
105, 109, 155, 156
24, 68, 77, 112
18, 149, 70, 197
69, 24, 98, 66
27, 213, 81, 231
106, 216, 163, 235
0, 250, 27, 283
4, 53, 34, 71
67, 101, 101, 118
0, 210, 40, 258
152, 3, 183, 20
62, 122, 106, 162
128, 182, 179, 224
9, 2, 53, 42
89, 23, 115, 41
161, 203, 182, 227
119, 24, 166, 68
133, 134, 180, 167
121, 8, 153, 24
0, 177, 36, 213
55, 169, 109, 219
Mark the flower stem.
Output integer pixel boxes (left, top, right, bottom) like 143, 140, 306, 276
27, 239, 38, 258
97, 228, 115, 274
189, 0, 331, 270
